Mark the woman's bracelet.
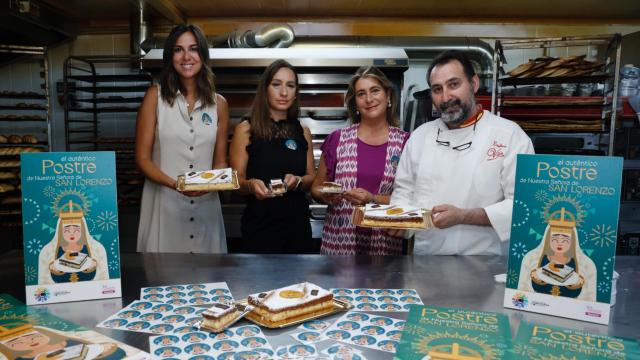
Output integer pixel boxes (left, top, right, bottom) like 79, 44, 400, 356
294, 176, 303, 191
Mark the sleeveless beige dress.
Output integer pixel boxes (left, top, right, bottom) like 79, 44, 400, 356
136, 87, 227, 253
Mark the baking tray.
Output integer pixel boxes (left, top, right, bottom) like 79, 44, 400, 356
351, 206, 433, 230
176, 170, 240, 192
239, 298, 352, 329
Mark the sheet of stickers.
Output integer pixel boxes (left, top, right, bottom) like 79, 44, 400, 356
149, 324, 274, 360
321, 312, 405, 354
97, 282, 234, 335
282, 319, 370, 360
140, 282, 233, 306
330, 288, 423, 312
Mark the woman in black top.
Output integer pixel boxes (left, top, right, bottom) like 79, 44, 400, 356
230, 59, 316, 253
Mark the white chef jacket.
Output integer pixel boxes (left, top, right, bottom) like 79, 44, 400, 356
391, 110, 534, 255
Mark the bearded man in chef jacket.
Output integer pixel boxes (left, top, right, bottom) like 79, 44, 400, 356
390, 50, 534, 255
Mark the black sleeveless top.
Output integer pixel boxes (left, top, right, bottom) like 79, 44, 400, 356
241, 119, 312, 253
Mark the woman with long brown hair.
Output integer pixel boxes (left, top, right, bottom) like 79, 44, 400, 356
311, 66, 409, 255
136, 24, 229, 253
230, 59, 315, 253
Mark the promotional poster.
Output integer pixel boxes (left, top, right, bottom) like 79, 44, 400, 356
393, 305, 512, 360
504, 154, 623, 324
0, 294, 146, 360
513, 321, 640, 359
21, 152, 121, 305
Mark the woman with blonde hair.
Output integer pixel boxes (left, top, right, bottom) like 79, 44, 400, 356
311, 66, 409, 255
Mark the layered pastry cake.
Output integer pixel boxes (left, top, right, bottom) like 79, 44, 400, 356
247, 282, 333, 323
542, 262, 575, 283
58, 252, 88, 269
359, 204, 428, 229
269, 179, 287, 195
176, 168, 239, 192
320, 181, 344, 193
202, 302, 240, 332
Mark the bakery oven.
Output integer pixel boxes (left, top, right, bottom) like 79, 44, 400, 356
143, 48, 409, 251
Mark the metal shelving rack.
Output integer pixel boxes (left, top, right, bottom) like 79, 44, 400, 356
0, 44, 51, 235
63, 55, 152, 206
491, 34, 622, 156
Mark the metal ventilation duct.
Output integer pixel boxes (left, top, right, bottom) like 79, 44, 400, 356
210, 24, 295, 48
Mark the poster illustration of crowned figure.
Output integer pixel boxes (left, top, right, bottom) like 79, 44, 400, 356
503, 154, 623, 324
21, 152, 121, 305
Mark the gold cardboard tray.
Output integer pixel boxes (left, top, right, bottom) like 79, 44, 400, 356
351, 206, 433, 230
238, 298, 352, 329
176, 170, 239, 192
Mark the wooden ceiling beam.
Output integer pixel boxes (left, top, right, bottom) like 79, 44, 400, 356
143, 0, 186, 24
190, 17, 640, 38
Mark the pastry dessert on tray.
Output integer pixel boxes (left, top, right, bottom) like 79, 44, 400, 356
176, 168, 239, 192
352, 204, 432, 229
201, 302, 251, 332
247, 282, 334, 324
319, 181, 344, 194
269, 179, 287, 195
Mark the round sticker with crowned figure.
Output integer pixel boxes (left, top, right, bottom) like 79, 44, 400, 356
103, 319, 127, 328
380, 303, 402, 311
152, 304, 174, 312
144, 287, 165, 294
361, 325, 385, 335
326, 330, 351, 341
295, 331, 321, 342
185, 343, 211, 355
117, 310, 140, 319
377, 339, 398, 352
187, 284, 206, 290
140, 312, 163, 321
333, 288, 353, 296
396, 289, 417, 296
233, 350, 262, 360
347, 313, 369, 322
213, 340, 239, 352
182, 332, 208, 343
386, 330, 403, 340
167, 298, 188, 306
288, 344, 315, 357
210, 329, 234, 340
337, 321, 360, 331
241, 337, 267, 349
173, 326, 196, 334
189, 356, 214, 360
356, 303, 379, 311
217, 352, 235, 360
132, 301, 153, 310
235, 325, 260, 337
125, 321, 150, 331
370, 317, 393, 326
301, 319, 330, 331
154, 346, 181, 358
149, 324, 174, 334
394, 321, 405, 330
162, 314, 186, 324
154, 335, 180, 346
174, 306, 197, 315
352, 335, 376, 346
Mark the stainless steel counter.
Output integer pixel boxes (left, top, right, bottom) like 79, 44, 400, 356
1, 253, 638, 356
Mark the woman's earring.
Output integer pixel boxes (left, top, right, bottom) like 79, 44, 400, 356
387, 100, 391, 108
356, 109, 360, 116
